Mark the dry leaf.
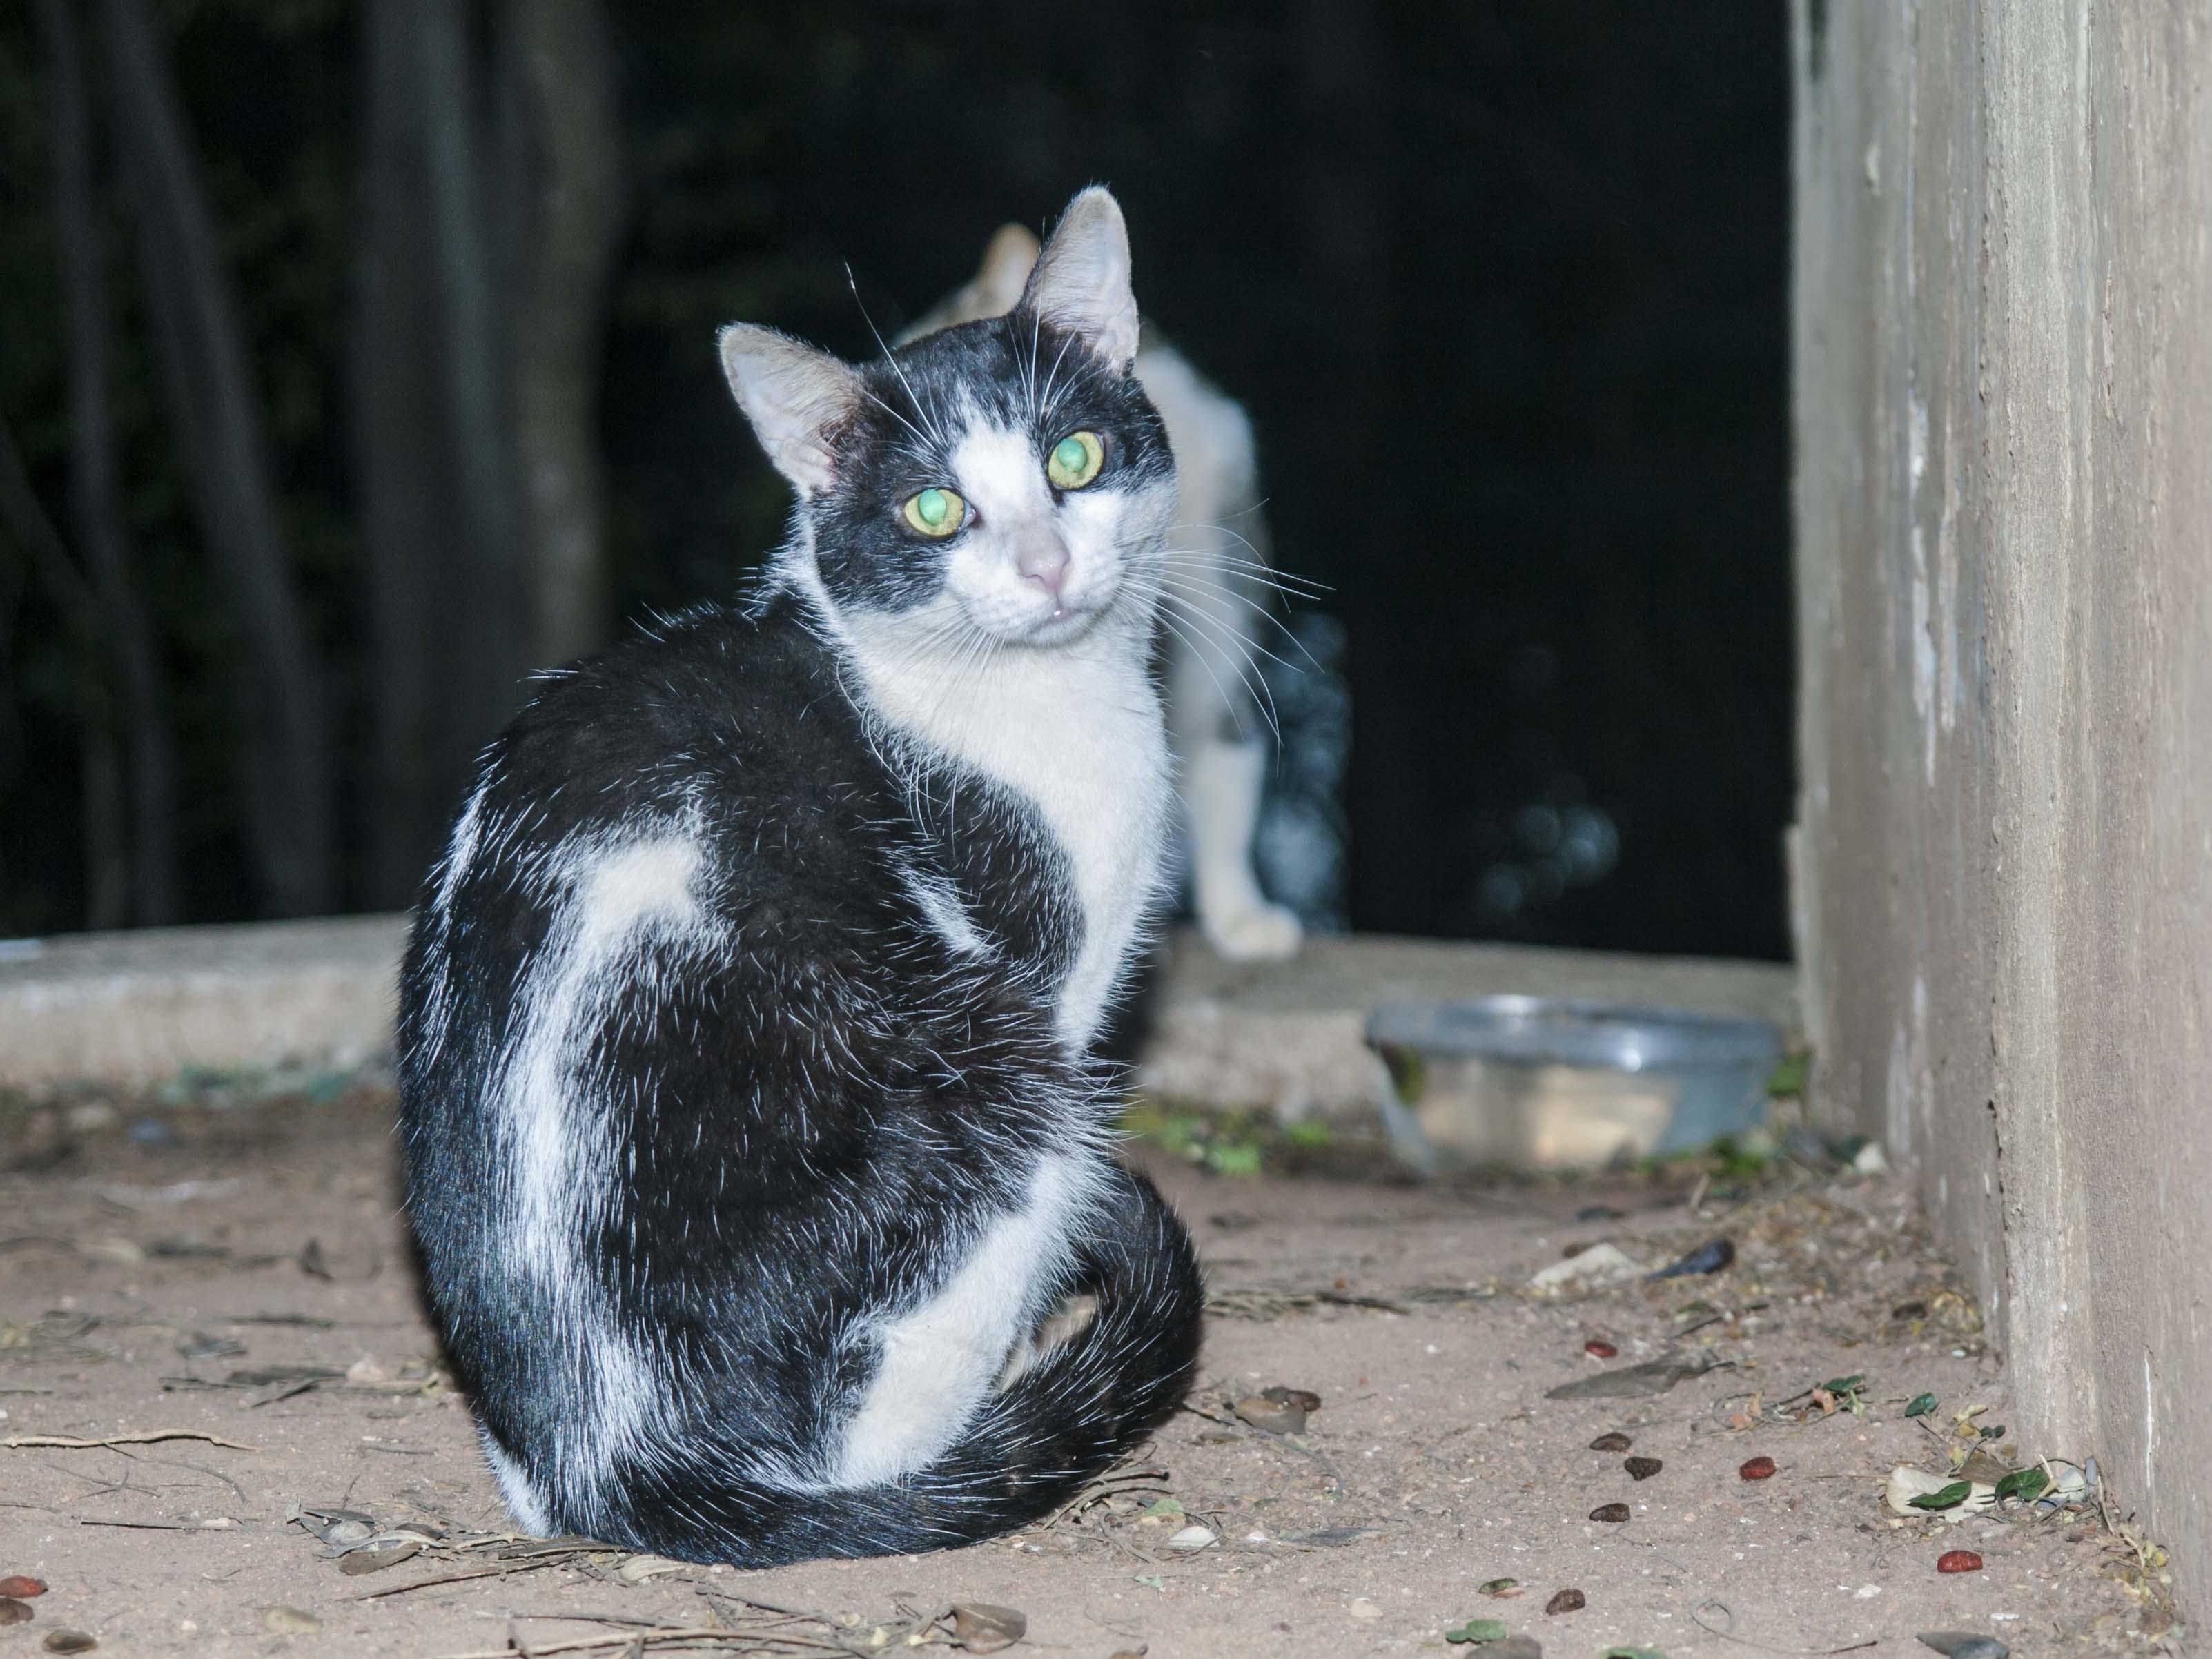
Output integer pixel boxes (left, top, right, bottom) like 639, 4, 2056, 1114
950, 1602, 1026, 1653
616, 1553, 687, 1584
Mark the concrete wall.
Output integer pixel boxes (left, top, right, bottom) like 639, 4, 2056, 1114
1793, 0, 2212, 1596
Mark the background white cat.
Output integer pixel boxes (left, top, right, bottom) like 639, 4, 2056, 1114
903, 226, 1306, 963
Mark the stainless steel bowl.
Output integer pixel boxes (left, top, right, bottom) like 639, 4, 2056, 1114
1364, 995, 1783, 1173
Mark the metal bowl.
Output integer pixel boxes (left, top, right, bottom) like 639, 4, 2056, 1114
1364, 995, 1783, 1173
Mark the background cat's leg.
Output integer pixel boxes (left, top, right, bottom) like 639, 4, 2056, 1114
1183, 725, 1301, 961
1153, 396, 1303, 961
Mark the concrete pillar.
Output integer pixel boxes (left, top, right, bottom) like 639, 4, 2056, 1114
1793, 0, 2212, 1595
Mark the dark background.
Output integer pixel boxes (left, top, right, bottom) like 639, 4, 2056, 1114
0, 1, 1791, 961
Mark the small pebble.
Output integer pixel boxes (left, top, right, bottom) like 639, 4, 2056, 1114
1739, 1456, 1777, 1480
1585, 1339, 1618, 1359
260, 1607, 322, 1635
1935, 1550, 1983, 1574
1625, 1456, 1663, 1480
1589, 1432, 1633, 1452
43, 1633, 98, 1655
1647, 1237, 1735, 1279
1494, 1638, 1545, 1659
1262, 1385, 1322, 1414
1589, 1503, 1632, 1523
1942, 1644, 2008, 1659
1545, 1589, 1586, 1615
1166, 1525, 1217, 1551
0, 1578, 46, 1600
0, 1600, 30, 1627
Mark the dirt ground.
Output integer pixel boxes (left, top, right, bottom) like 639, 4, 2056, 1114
0, 1087, 2185, 1659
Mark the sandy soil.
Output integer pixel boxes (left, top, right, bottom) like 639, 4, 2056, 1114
0, 1089, 2182, 1659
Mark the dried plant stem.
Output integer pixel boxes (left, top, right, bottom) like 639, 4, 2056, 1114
3, 1430, 257, 1451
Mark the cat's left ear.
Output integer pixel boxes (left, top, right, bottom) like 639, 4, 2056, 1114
1021, 186, 1141, 375
717, 324, 863, 498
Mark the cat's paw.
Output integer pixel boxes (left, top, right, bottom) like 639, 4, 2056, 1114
1200, 900, 1304, 963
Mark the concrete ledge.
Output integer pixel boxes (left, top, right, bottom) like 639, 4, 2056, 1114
1, 916, 1797, 1107
0, 915, 409, 1092
1137, 931, 1798, 1115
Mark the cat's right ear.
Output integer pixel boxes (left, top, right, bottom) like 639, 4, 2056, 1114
1021, 187, 1139, 373
717, 325, 863, 498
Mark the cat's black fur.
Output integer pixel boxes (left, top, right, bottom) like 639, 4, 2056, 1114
398, 189, 1204, 1567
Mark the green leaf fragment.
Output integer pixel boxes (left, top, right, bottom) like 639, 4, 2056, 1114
1905, 1392, 1939, 1417
1204, 1141, 1263, 1177
1478, 1578, 1518, 1596
1994, 1467, 2048, 1502
1908, 1481, 1973, 1511
1821, 1375, 1866, 1395
1445, 1618, 1509, 1644
1978, 1424, 2006, 1440
1139, 1497, 1183, 1518
1765, 1052, 1810, 1097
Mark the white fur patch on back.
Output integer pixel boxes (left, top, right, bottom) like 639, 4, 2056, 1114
903, 866, 991, 956
417, 776, 494, 1072
832, 1153, 1090, 1486
479, 1426, 551, 1536
495, 827, 708, 1490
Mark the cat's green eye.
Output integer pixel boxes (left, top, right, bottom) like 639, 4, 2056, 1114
901, 486, 966, 538
1047, 430, 1105, 490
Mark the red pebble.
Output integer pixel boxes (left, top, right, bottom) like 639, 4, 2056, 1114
1739, 1456, 1777, 1481
0, 1577, 46, 1598
1585, 1339, 1618, 1359
1936, 1550, 1984, 1574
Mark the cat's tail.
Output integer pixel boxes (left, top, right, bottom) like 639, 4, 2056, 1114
600, 1167, 1204, 1569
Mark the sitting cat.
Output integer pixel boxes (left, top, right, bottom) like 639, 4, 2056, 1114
398, 187, 1203, 1567
901, 225, 1306, 962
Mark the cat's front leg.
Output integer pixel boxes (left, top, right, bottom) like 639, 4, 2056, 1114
1186, 733, 1302, 961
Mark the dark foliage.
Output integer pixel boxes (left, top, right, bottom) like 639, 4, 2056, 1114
0, 0, 1788, 958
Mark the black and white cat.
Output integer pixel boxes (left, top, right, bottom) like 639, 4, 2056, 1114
398, 188, 1204, 1567
902, 226, 1306, 962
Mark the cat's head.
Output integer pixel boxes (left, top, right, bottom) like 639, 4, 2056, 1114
718, 187, 1173, 651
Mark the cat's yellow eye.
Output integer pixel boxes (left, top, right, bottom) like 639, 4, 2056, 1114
1046, 430, 1105, 490
901, 487, 966, 538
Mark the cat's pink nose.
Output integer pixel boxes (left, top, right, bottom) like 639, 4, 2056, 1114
1017, 540, 1070, 600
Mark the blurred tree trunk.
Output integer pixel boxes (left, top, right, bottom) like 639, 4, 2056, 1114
99, 0, 334, 916
0, 418, 126, 929
355, 0, 468, 906
354, 0, 624, 906
505, 0, 626, 669
37, 0, 179, 927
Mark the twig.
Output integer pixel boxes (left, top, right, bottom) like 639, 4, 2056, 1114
427, 1628, 901, 1659
1178, 1400, 1345, 1494
355, 1558, 578, 1600
1692, 1598, 1879, 1655
4, 1429, 257, 1451
141, 1453, 250, 1504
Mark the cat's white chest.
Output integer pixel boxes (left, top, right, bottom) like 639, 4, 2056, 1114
839, 614, 1169, 1048
957, 653, 1170, 1045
